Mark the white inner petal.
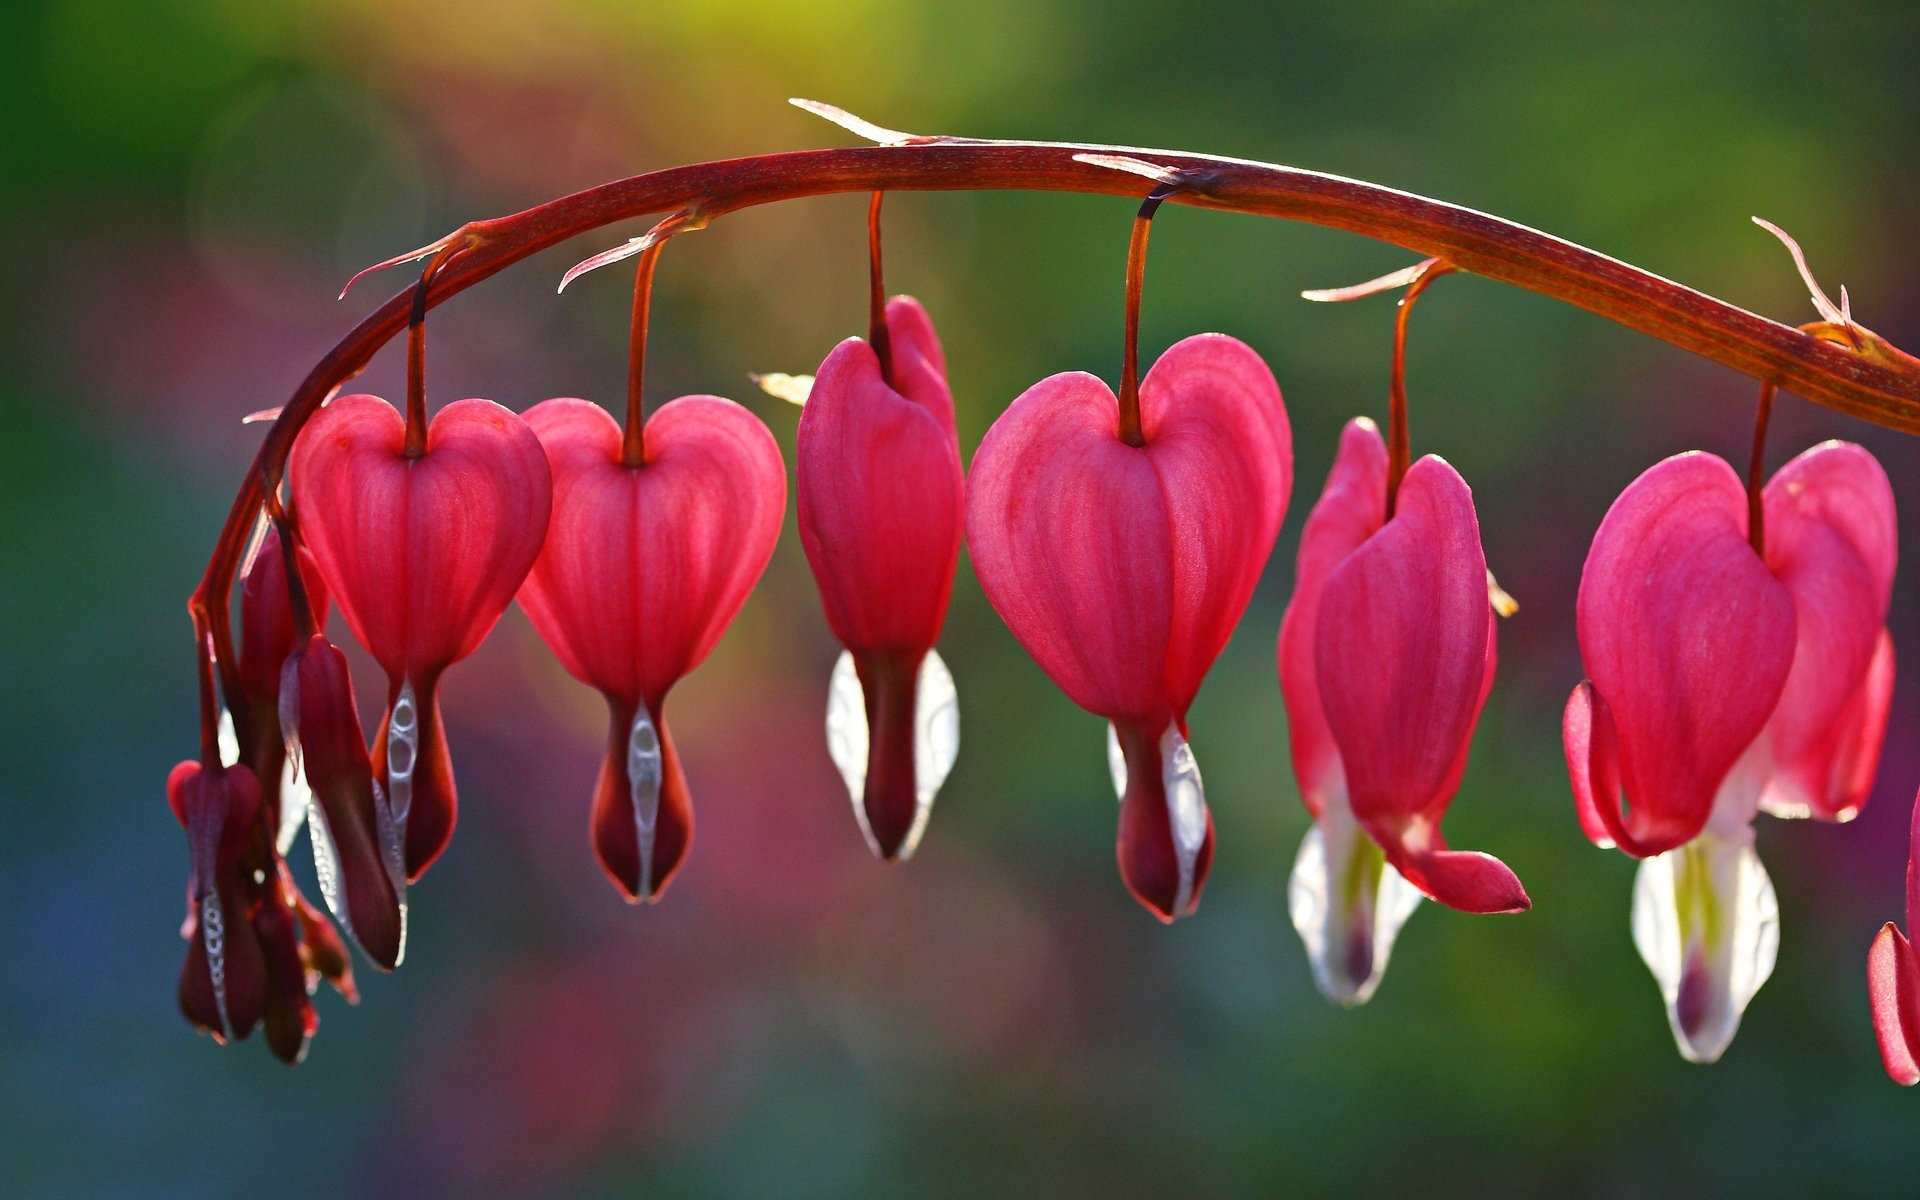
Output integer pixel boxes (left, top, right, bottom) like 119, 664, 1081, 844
277, 751, 310, 856
823, 649, 960, 860
1631, 828, 1779, 1064
198, 888, 232, 1041
628, 706, 664, 898
1161, 725, 1208, 917
1288, 789, 1422, 1007
217, 708, 240, 769
385, 681, 418, 833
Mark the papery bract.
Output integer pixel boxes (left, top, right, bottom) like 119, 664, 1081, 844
516, 395, 785, 902
1278, 419, 1527, 1003
798, 296, 965, 859
290, 394, 552, 878
1566, 443, 1895, 1063
966, 334, 1290, 920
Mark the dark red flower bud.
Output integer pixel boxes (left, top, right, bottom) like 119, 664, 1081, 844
167, 761, 268, 1043
280, 632, 407, 970
238, 527, 329, 707
252, 884, 318, 1065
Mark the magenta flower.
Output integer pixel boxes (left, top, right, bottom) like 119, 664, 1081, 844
797, 296, 965, 860
290, 394, 553, 879
967, 333, 1291, 921
1279, 417, 1529, 1004
1869, 790, 1920, 1085
516, 396, 785, 902
1566, 442, 1895, 1061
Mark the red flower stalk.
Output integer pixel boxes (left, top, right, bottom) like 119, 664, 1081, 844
168, 761, 267, 1043
1869, 789, 1920, 1085
798, 294, 965, 860
516, 396, 785, 902
967, 334, 1291, 920
1566, 442, 1896, 1062
1279, 418, 1529, 1004
289, 394, 552, 879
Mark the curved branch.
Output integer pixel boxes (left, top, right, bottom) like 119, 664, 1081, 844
189, 132, 1920, 710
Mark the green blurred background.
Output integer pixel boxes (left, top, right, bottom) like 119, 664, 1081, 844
5, 1, 1919, 1195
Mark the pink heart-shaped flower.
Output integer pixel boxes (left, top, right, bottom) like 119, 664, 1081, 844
797, 296, 966, 859
516, 395, 786, 902
290, 393, 552, 878
966, 333, 1291, 920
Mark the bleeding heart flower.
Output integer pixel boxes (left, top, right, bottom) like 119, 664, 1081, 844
168, 760, 267, 1043
798, 296, 965, 860
290, 394, 552, 879
966, 333, 1291, 921
516, 395, 786, 902
1869, 789, 1920, 1086
1565, 442, 1895, 1062
1279, 417, 1528, 1005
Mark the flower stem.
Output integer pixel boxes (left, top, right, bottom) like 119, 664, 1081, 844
1747, 380, 1776, 557
1117, 183, 1176, 447
623, 237, 666, 468
867, 190, 893, 388
1386, 262, 1457, 516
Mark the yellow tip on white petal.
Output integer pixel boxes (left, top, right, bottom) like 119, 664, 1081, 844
1487, 569, 1519, 618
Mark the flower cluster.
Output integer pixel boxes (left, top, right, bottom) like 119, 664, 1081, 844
166, 182, 1906, 1078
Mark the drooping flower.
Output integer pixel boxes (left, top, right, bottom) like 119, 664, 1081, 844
798, 296, 965, 860
1565, 442, 1895, 1062
966, 333, 1291, 921
516, 395, 786, 902
1279, 417, 1529, 1005
1869, 789, 1920, 1085
168, 760, 268, 1044
289, 394, 552, 878
279, 632, 408, 970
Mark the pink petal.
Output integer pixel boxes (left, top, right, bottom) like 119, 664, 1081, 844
1573, 452, 1796, 857
966, 335, 1289, 722
883, 295, 955, 433
1136, 333, 1292, 712
1758, 443, 1897, 822
1313, 455, 1525, 912
1868, 923, 1920, 1086
517, 396, 787, 710
967, 371, 1177, 721
1278, 417, 1387, 818
290, 395, 552, 680
796, 328, 963, 656
1563, 681, 1621, 849
1908, 786, 1920, 941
